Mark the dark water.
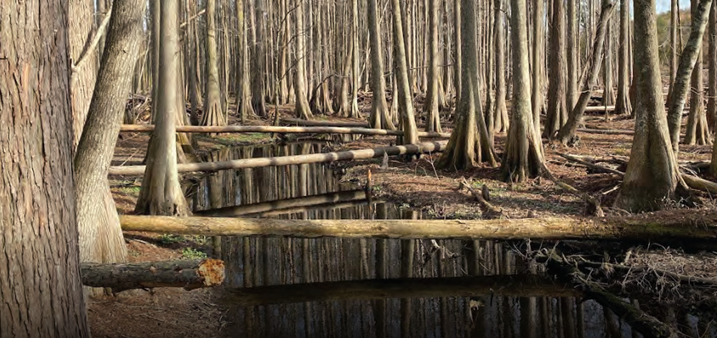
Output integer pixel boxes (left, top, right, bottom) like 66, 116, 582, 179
191, 143, 716, 338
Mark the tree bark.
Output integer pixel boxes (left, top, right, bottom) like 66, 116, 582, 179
294, 0, 314, 120
252, 0, 267, 117
436, 0, 497, 170
81, 259, 225, 293
533, 0, 545, 136
120, 210, 717, 242
493, 0, 509, 133
236, 0, 255, 124
502, 0, 544, 183
74, 0, 146, 296
70, 0, 100, 149
0, 1, 90, 335
391, 0, 420, 145
615, 0, 632, 116
367, 0, 395, 130
202, 0, 227, 128
135, 0, 191, 216
544, 0, 568, 138
567, 0, 578, 112
423, 0, 443, 133
708, 0, 717, 130
614, 0, 686, 212
684, 0, 712, 146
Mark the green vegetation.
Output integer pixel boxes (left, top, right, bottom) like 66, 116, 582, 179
181, 247, 207, 260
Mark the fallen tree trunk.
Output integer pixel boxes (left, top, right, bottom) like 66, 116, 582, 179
119, 124, 450, 138
255, 200, 374, 217
577, 128, 635, 135
584, 106, 616, 112
119, 209, 717, 242
109, 141, 447, 175
222, 276, 578, 306
80, 259, 225, 293
195, 190, 367, 217
280, 117, 370, 128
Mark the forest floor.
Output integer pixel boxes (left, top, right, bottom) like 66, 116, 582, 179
90, 95, 717, 337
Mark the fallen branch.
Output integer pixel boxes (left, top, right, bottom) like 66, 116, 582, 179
584, 106, 616, 112
681, 174, 717, 194
539, 162, 604, 216
195, 190, 367, 217
80, 259, 225, 293
108, 141, 448, 175
119, 124, 450, 138
222, 276, 578, 306
118, 209, 717, 242
556, 152, 625, 176
577, 261, 717, 288
459, 178, 504, 219
280, 117, 370, 128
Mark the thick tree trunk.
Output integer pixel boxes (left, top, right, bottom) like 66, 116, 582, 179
110, 141, 447, 175
74, 0, 146, 296
493, 0, 509, 133
666, 0, 713, 153
423, 0, 443, 133
708, 0, 717, 130
544, 0, 568, 138
614, 0, 686, 212
81, 259, 225, 293
202, 0, 227, 128
135, 0, 191, 216
294, 0, 313, 120
502, 0, 544, 183
367, 0, 395, 130
120, 210, 717, 242
0, 1, 90, 335
70, 0, 100, 149
436, 0, 497, 170
615, 0, 632, 116
391, 0, 420, 145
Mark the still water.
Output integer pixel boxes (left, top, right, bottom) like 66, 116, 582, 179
191, 142, 715, 338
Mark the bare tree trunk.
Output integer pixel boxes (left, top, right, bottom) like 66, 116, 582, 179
236, 0, 255, 124
684, 0, 712, 145
202, 0, 227, 128
135, 0, 191, 216
454, 0, 462, 102
252, 0, 267, 117
1, 1, 91, 334
436, 0, 497, 170
615, 0, 686, 212
709, 0, 717, 130
615, 0, 632, 116
368, 0, 396, 130
533, 0, 544, 136
602, 16, 615, 107
349, 0, 361, 118
667, 0, 679, 106
70, 0, 100, 149
502, 0, 545, 183
423, 0, 443, 133
74, 0, 146, 297
567, 0, 578, 111
391, 0, 420, 145
294, 0, 314, 120
544, 0, 567, 138
493, 0, 509, 133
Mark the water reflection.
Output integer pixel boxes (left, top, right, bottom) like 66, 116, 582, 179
191, 143, 716, 338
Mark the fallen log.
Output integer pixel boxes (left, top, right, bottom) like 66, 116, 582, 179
119, 124, 450, 138
80, 259, 225, 293
109, 141, 447, 175
577, 128, 635, 135
681, 174, 717, 194
119, 209, 717, 242
195, 190, 367, 217
584, 106, 616, 112
556, 152, 625, 176
459, 178, 505, 219
221, 275, 578, 306
255, 200, 373, 217
280, 117, 370, 128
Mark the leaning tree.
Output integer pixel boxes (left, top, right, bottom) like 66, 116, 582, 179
1, 1, 90, 335
501, 0, 544, 183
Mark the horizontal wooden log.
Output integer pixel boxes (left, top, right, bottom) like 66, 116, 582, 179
222, 276, 578, 306
81, 259, 225, 293
195, 190, 367, 217
682, 174, 717, 194
584, 105, 616, 112
119, 209, 717, 242
109, 141, 447, 175
281, 117, 370, 128
577, 128, 635, 135
255, 200, 373, 217
119, 124, 450, 138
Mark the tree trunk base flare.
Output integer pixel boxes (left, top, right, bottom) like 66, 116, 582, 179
81, 259, 225, 293
110, 141, 448, 175
220, 276, 578, 306
119, 124, 449, 137
120, 209, 717, 243
546, 255, 679, 338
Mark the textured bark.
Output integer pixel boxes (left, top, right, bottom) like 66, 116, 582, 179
493, 0, 509, 133
502, 0, 544, 183
555, 2, 616, 144
615, 0, 632, 116
70, 0, 100, 149
202, 0, 227, 128
614, 0, 685, 212
668, 0, 679, 106
423, 0, 443, 133
0, 1, 90, 335
436, 0, 497, 170
81, 259, 225, 293
666, 0, 713, 153
602, 14, 615, 107
544, 0, 568, 138
708, 0, 717, 130
533, 0, 544, 136
391, 0, 420, 145
294, 0, 313, 120
236, 0, 255, 124
74, 0, 145, 297
454, 0, 462, 102
252, 0, 267, 117
135, 0, 191, 216
566, 0, 578, 111
368, 0, 395, 130
684, 0, 712, 146
120, 210, 717, 241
